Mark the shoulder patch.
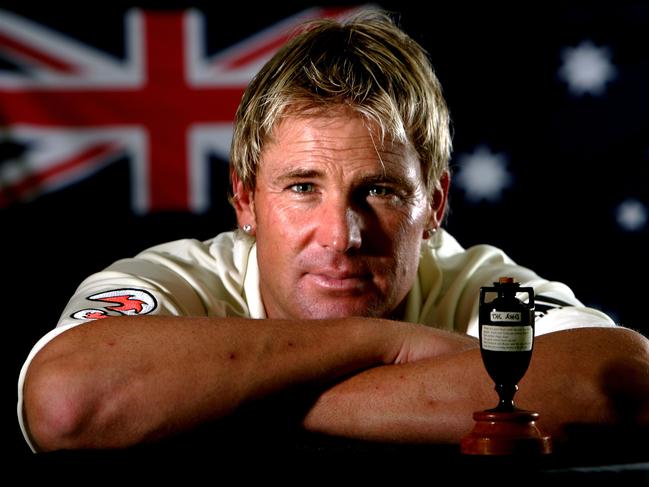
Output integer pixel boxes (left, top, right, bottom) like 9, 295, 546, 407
71, 288, 158, 321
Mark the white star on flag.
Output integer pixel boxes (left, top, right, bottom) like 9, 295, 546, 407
616, 198, 647, 232
559, 40, 617, 96
454, 145, 512, 203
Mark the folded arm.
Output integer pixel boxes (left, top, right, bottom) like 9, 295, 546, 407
24, 317, 649, 451
302, 326, 649, 444
22, 315, 475, 451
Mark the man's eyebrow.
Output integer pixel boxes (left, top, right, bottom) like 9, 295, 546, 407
275, 168, 323, 181
358, 172, 413, 188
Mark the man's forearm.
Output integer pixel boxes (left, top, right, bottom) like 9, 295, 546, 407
23, 315, 393, 450
302, 347, 491, 443
302, 327, 649, 444
22, 315, 473, 451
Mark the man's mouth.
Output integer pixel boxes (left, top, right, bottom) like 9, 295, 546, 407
305, 270, 372, 292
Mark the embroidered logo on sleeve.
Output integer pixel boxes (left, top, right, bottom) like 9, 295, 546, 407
71, 288, 158, 321
71, 308, 110, 320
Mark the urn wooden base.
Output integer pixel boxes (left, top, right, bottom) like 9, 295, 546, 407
460, 409, 552, 455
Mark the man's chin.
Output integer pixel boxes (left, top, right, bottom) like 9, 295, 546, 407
295, 299, 387, 320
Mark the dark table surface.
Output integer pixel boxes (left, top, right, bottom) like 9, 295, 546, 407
14, 421, 649, 485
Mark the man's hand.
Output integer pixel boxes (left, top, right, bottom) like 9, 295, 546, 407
389, 321, 479, 364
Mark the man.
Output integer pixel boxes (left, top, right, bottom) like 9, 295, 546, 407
18, 9, 649, 453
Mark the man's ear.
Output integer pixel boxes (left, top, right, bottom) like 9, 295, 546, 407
433, 170, 450, 225
231, 171, 256, 232
424, 170, 450, 238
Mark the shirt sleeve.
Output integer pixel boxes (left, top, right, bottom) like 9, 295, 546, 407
17, 233, 255, 452
17, 257, 208, 453
415, 231, 618, 337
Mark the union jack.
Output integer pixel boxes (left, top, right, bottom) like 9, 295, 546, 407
0, 6, 365, 213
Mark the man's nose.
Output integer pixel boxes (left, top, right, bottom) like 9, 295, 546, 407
316, 199, 362, 252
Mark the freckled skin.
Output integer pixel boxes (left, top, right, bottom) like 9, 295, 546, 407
236, 112, 435, 320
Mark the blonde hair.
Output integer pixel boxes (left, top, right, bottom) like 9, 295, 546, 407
230, 8, 451, 198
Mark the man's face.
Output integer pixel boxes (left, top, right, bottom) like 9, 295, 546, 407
236, 111, 439, 320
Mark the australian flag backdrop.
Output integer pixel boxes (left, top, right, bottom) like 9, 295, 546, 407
4, 0, 649, 459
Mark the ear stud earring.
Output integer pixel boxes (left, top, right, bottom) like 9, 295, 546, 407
424, 227, 438, 239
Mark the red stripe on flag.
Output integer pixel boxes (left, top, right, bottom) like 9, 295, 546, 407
145, 12, 189, 211
0, 31, 78, 73
0, 142, 119, 206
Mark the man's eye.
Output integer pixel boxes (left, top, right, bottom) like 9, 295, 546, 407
290, 183, 314, 193
368, 186, 391, 197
